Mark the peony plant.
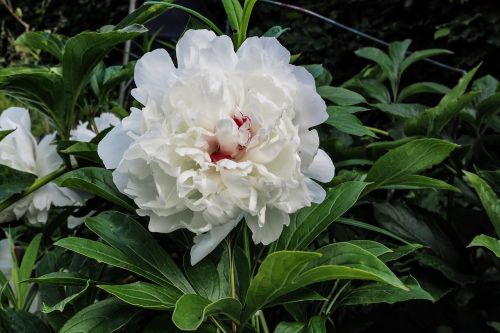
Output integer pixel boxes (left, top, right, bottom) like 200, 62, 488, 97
0, 1, 496, 332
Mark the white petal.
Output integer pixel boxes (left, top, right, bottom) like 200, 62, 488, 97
190, 217, 241, 265
294, 86, 328, 129
36, 133, 63, 176
237, 36, 291, 70
70, 121, 96, 142
97, 124, 133, 169
298, 129, 319, 169
245, 208, 289, 245
134, 48, 176, 105
304, 149, 335, 183
304, 178, 326, 203
0, 107, 31, 131
95, 113, 121, 132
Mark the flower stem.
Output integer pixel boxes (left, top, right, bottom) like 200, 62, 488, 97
0, 167, 66, 213
257, 311, 270, 333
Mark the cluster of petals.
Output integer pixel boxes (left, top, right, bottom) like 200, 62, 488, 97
98, 30, 335, 264
0, 107, 85, 224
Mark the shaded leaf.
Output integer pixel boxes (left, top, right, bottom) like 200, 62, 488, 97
99, 282, 181, 310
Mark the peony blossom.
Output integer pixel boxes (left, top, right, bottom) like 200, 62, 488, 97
70, 112, 120, 142
0, 107, 85, 224
98, 30, 335, 264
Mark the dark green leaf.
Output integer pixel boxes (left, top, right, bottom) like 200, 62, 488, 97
379, 174, 460, 192
401, 49, 453, 73
99, 282, 181, 310
54, 167, 135, 212
59, 298, 141, 333
28, 272, 92, 286
355, 47, 393, 77
305, 316, 326, 333
272, 181, 369, 251
61, 142, 100, 163
0, 129, 14, 141
468, 234, 500, 257
318, 86, 366, 106
359, 79, 391, 103
115, 1, 175, 28
0, 165, 36, 202
0, 309, 51, 333
42, 281, 89, 314
15, 31, 66, 60
373, 103, 426, 118
326, 107, 375, 137
398, 82, 450, 102
263, 26, 289, 38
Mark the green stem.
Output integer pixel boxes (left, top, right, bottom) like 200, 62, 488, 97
237, 0, 258, 48
0, 167, 66, 213
325, 282, 350, 315
211, 317, 229, 333
257, 311, 270, 333
365, 126, 389, 136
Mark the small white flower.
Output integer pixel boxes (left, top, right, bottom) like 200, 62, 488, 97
70, 112, 120, 142
0, 238, 13, 280
0, 107, 85, 224
98, 30, 335, 264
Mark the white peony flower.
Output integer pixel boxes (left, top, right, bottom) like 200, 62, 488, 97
0, 238, 13, 280
70, 112, 121, 142
0, 107, 85, 224
98, 30, 335, 264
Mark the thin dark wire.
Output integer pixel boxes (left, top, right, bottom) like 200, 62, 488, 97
260, 0, 467, 75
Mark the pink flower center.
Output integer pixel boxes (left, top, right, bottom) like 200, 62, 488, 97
210, 113, 252, 163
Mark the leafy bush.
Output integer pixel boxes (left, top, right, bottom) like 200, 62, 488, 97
0, 1, 499, 333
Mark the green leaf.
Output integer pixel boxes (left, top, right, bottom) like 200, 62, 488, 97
63, 24, 147, 120
54, 167, 135, 212
415, 252, 476, 284
59, 298, 141, 333
272, 181, 369, 251
404, 66, 479, 136
337, 218, 411, 244
366, 136, 419, 150
468, 234, 500, 257
389, 39, 412, 66
364, 138, 458, 193
0, 129, 14, 141
379, 244, 423, 262
464, 171, 500, 237
306, 316, 326, 333
0, 165, 36, 202
17, 234, 42, 307
184, 257, 222, 301
267, 288, 326, 307
263, 26, 289, 38
477, 91, 500, 121
115, 1, 174, 28
355, 47, 393, 77
98, 282, 181, 310
359, 79, 391, 103
243, 251, 321, 321
173, 294, 241, 331
341, 276, 434, 306
434, 27, 450, 40
295, 242, 407, 290
401, 49, 453, 73
373, 103, 426, 118
222, 0, 243, 32
303, 64, 324, 79
326, 107, 375, 137
378, 174, 460, 192
398, 82, 450, 102
55, 237, 174, 287
0, 66, 65, 131
28, 272, 92, 286
347, 240, 392, 257
42, 281, 89, 314
15, 31, 66, 60
85, 211, 193, 294
318, 86, 366, 106
274, 322, 305, 333
61, 142, 100, 163
0, 309, 51, 333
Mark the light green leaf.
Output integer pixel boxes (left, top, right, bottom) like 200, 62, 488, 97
28, 272, 92, 286
364, 138, 458, 193
295, 242, 407, 290
398, 82, 450, 102
54, 167, 135, 212
306, 316, 326, 333
389, 39, 412, 66
15, 31, 66, 60
347, 240, 392, 257
374, 103, 426, 118
115, 1, 174, 28
326, 107, 375, 137
366, 136, 419, 150
222, 0, 243, 32
379, 244, 423, 262
61, 142, 100, 163
99, 282, 181, 310
274, 322, 305, 333
55, 237, 173, 288
359, 79, 391, 103
17, 234, 42, 307
63, 24, 147, 120
318, 86, 366, 106
341, 276, 434, 306
86, 211, 193, 294
464, 171, 500, 237
59, 298, 141, 333
272, 181, 369, 251
401, 49, 453, 73
173, 294, 241, 331
355, 47, 393, 77
0, 66, 65, 131
468, 234, 500, 257
379, 174, 460, 192
263, 26, 289, 38
243, 251, 321, 321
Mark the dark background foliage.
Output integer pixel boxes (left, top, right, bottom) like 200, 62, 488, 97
1, 1, 500, 333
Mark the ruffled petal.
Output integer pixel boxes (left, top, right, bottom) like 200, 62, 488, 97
245, 207, 290, 245
97, 124, 133, 169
